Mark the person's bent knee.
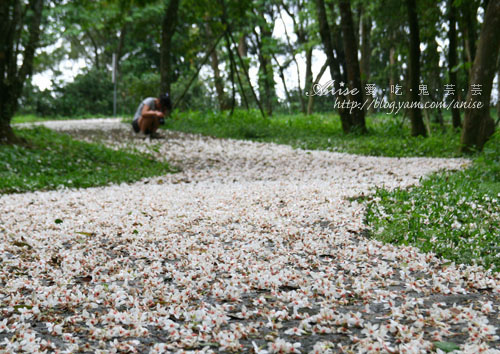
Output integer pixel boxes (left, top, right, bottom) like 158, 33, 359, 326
139, 116, 159, 134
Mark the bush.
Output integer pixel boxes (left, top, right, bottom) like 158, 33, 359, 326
53, 69, 114, 117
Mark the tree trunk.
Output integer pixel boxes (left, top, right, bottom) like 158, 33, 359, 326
272, 54, 292, 113
160, 0, 181, 95
210, 48, 229, 111
461, 0, 500, 152
406, 0, 427, 137
428, 38, 444, 126
389, 45, 396, 102
205, 24, 228, 111
497, 68, 500, 125
315, 0, 352, 133
339, 0, 366, 133
0, 90, 21, 144
360, 10, 372, 113
303, 47, 313, 114
87, 31, 100, 70
448, 0, 461, 129
0, 0, 44, 144
279, 11, 305, 114
462, 2, 478, 70
238, 34, 247, 58
255, 23, 275, 116
307, 59, 329, 115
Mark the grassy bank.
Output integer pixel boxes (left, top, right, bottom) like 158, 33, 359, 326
164, 110, 462, 157
0, 127, 175, 194
366, 132, 500, 271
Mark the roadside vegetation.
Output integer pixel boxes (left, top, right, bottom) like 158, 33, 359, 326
164, 109, 465, 157
0, 127, 175, 194
366, 132, 500, 271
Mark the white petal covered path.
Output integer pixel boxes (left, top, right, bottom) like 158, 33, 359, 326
1, 119, 499, 353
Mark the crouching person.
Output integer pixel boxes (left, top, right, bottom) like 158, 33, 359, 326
132, 93, 172, 138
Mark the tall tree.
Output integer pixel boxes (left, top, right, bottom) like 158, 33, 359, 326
205, 23, 229, 110
448, 0, 461, 129
0, 0, 45, 144
314, 0, 352, 133
339, 0, 366, 133
497, 66, 500, 126
460, 1, 479, 69
160, 0, 181, 95
461, 0, 500, 152
252, 2, 277, 116
406, 0, 427, 137
280, 0, 318, 114
359, 5, 372, 113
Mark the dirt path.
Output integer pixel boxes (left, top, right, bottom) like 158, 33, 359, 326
1, 119, 498, 353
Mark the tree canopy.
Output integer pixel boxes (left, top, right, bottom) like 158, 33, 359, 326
2, 0, 499, 150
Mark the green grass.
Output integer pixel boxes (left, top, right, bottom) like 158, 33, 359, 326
11, 114, 45, 124
366, 131, 500, 271
12, 114, 132, 124
0, 127, 176, 194
163, 109, 462, 157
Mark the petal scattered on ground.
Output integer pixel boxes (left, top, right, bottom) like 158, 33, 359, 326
1, 119, 498, 353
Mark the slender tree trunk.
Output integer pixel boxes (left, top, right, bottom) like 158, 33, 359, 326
224, 34, 236, 114
406, 0, 427, 137
360, 9, 372, 114
238, 34, 247, 57
303, 47, 313, 114
307, 59, 329, 115
279, 12, 305, 114
428, 39, 443, 126
87, 31, 100, 70
210, 49, 229, 110
205, 24, 228, 110
461, 0, 500, 152
462, 2, 478, 69
160, 0, 181, 95
339, 0, 366, 133
389, 45, 396, 102
497, 68, 500, 125
218, 0, 265, 118
116, 22, 128, 75
254, 24, 275, 116
173, 33, 224, 109
315, 0, 352, 133
272, 54, 292, 113
449, 0, 461, 129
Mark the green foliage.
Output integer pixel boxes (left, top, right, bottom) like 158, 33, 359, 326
52, 69, 114, 117
0, 127, 175, 194
164, 110, 463, 157
20, 69, 115, 118
366, 132, 500, 271
18, 81, 56, 118
120, 72, 161, 113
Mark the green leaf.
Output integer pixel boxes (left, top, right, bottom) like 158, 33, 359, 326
55, 218, 63, 224
433, 341, 460, 352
